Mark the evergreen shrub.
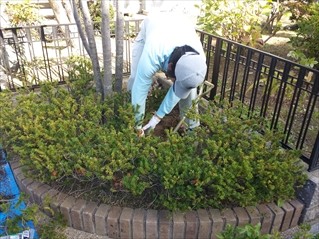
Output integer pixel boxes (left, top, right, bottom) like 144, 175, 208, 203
0, 74, 306, 211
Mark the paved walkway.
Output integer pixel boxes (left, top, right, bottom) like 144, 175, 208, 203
63, 220, 319, 239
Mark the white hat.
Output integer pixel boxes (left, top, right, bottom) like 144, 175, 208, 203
174, 53, 207, 99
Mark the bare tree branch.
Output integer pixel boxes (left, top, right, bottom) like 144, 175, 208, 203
71, 0, 91, 57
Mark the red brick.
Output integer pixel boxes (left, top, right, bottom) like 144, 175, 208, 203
40, 188, 59, 216
209, 209, 224, 239
106, 206, 122, 238
245, 206, 261, 226
33, 184, 51, 205
267, 203, 284, 233
172, 211, 185, 239
280, 202, 294, 231
221, 208, 237, 227
289, 200, 304, 227
20, 178, 34, 197
15, 172, 27, 190
50, 192, 68, 216
71, 199, 87, 230
233, 207, 250, 227
256, 204, 274, 234
10, 160, 21, 170
12, 165, 23, 176
158, 210, 172, 239
82, 201, 98, 234
120, 207, 133, 239
60, 195, 76, 227
132, 208, 146, 239
95, 204, 110, 236
146, 209, 158, 239
26, 181, 43, 203
197, 209, 212, 239
185, 211, 199, 239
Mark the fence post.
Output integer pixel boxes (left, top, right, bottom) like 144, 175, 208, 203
308, 73, 319, 171
209, 37, 222, 100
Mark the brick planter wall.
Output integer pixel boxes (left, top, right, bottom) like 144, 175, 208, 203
10, 160, 305, 239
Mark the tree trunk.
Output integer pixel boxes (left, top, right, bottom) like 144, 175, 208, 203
71, 0, 90, 56
61, 0, 77, 33
101, 0, 113, 97
73, 0, 103, 97
48, 0, 74, 47
114, 0, 124, 92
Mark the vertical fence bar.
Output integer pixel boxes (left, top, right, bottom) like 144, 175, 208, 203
209, 37, 222, 99
260, 57, 277, 118
271, 62, 291, 129
284, 67, 306, 146
239, 48, 253, 103
249, 53, 264, 113
297, 86, 317, 149
309, 131, 319, 171
40, 26, 53, 82
203, 33, 213, 82
229, 45, 242, 102
308, 73, 319, 171
220, 42, 232, 100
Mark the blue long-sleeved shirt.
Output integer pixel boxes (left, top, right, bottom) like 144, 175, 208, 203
131, 13, 205, 127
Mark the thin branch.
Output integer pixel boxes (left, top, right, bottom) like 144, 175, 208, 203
79, 0, 103, 95
70, 0, 91, 57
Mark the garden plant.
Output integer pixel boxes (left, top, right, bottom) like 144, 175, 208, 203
0, 56, 307, 212
0, 1, 317, 238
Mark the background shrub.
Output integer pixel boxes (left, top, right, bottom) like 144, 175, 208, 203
289, 3, 319, 69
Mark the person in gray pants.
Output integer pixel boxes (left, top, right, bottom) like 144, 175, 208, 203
128, 13, 207, 135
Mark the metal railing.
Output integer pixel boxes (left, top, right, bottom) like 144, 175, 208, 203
198, 30, 319, 171
0, 20, 141, 90
0, 22, 318, 171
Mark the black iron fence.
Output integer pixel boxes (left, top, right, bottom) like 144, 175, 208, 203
198, 30, 319, 171
0, 20, 141, 90
0, 22, 318, 171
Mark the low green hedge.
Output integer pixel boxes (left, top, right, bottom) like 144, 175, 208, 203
0, 76, 306, 211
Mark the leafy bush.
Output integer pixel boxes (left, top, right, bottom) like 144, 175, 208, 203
217, 223, 275, 239
289, 3, 319, 69
88, 0, 115, 33
0, 194, 38, 236
4, 0, 42, 27
124, 101, 306, 210
195, 0, 265, 47
0, 75, 307, 211
217, 223, 319, 239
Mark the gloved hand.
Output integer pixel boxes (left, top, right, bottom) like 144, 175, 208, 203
136, 128, 144, 137
142, 114, 161, 132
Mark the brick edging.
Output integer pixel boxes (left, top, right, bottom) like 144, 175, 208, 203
10, 160, 305, 239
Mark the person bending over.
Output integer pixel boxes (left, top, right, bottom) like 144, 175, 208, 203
128, 13, 207, 135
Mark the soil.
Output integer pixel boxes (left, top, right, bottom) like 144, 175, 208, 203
153, 106, 181, 137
